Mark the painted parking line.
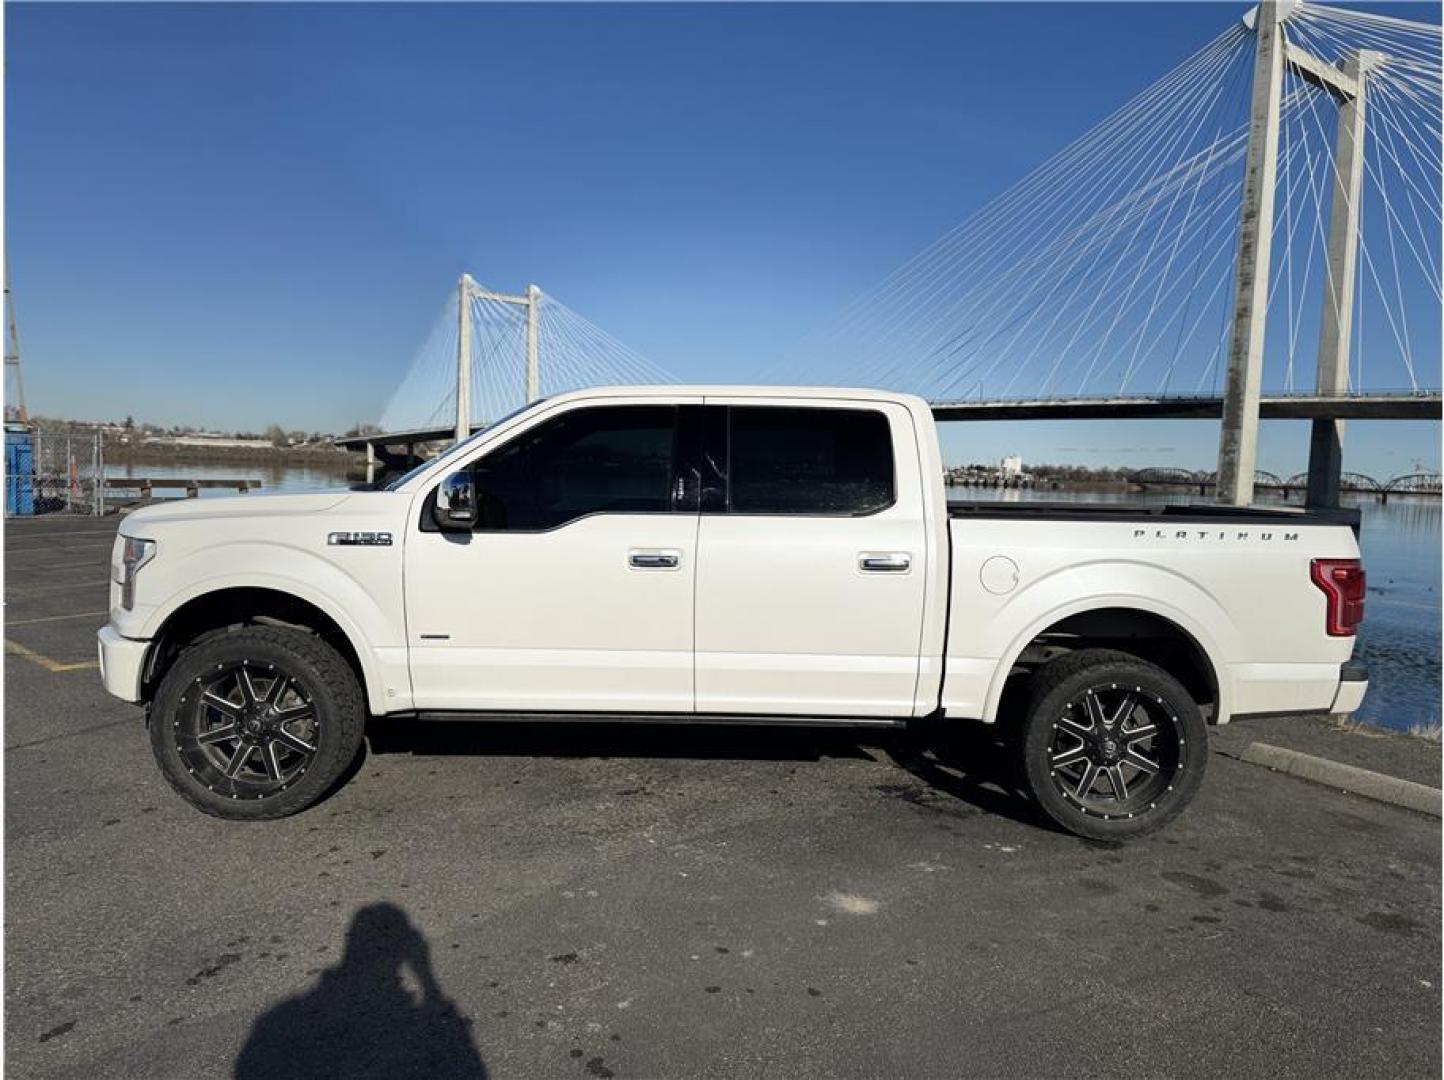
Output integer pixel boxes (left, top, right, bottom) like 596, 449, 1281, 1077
5, 639, 99, 673
6, 610, 109, 627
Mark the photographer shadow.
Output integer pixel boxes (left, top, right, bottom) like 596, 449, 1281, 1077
235, 902, 486, 1080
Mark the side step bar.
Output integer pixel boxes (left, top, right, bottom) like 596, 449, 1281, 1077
393, 710, 909, 729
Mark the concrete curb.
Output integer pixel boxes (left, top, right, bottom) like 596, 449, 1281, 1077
1238, 742, 1442, 818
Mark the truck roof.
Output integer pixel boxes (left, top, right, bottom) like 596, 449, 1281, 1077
542, 385, 931, 409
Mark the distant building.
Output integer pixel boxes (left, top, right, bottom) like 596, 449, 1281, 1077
156, 434, 274, 450
942, 455, 1033, 489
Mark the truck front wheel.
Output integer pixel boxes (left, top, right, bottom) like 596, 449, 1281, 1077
1017, 649, 1206, 841
149, 624, 366, 820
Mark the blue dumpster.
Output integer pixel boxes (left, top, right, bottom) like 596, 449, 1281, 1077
5, 426, 34, 515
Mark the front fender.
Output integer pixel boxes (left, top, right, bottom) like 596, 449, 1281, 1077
977, 559, 1237, 723
135, 543, 410, 714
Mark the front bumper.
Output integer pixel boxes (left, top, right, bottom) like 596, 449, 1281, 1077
97, 625, 149, 703
1330, 660, 1369, 715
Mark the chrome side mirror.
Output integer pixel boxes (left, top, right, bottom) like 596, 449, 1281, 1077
434, 470, 478, 529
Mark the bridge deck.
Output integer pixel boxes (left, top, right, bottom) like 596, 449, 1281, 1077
336, 391, 1442, 452
927, 391, 1443, 422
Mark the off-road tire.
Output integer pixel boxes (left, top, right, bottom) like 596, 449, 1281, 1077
1017, 648, 1206, 841
149, 624, 365, 820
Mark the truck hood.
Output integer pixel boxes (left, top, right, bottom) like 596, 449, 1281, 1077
119, 491, 356, 533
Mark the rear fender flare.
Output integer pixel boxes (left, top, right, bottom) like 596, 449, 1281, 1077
979, 562, 1236, 723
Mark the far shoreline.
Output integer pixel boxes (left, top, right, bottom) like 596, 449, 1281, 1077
105, 444, 355, 469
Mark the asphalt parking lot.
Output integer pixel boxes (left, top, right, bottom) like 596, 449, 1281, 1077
4, 513, 1440, 1079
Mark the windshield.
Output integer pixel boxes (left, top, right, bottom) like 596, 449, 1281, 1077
380, 401, 544, 491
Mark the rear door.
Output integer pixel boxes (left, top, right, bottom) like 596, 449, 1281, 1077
693, 398, 929, 717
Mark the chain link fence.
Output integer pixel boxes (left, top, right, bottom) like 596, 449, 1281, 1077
4, 430, 105, 517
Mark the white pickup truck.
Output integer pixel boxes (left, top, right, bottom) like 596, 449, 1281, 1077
98, 387, 1368, 838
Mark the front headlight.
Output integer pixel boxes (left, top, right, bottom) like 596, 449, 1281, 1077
119, 536, 156, 611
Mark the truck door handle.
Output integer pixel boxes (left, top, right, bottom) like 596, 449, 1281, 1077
629, 549, 681, 570
859, 552, 912, 573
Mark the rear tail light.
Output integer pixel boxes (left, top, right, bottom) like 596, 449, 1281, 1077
1310, 558, 1365, 636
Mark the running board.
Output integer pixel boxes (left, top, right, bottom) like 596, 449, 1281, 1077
394, 710, 909, 729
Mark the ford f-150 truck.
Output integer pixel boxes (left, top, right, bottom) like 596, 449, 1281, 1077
98, 387, 1368, 838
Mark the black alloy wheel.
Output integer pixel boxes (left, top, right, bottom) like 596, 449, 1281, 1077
1047, 683, 1185, 821
1019, 648, 1206, 840
175, 660, 320, 800
149, 624, 366, 820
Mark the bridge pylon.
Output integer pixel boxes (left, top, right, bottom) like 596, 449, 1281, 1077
1307, 49, 1384, 509
1218, 2, 1394, 507
1217, 0, 1287, 506
453, 274, 542, 442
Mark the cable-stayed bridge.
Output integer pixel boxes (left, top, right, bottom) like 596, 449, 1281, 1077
344, 1, 1441, 506
374, 276, 674, 442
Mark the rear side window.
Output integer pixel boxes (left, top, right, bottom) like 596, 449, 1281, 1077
472, 405, 678, 530
727, 406, 895, 515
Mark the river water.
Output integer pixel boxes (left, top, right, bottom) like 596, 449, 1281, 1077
104, 460, 1440, 733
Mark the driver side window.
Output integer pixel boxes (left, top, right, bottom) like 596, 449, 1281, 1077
471, 405, 679, 531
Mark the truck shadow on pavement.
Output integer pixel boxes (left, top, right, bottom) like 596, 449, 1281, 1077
234, 902, 487, 1080
363, 712, 1054, 833
883, 722, 1060, 833
364, 718, 877, 762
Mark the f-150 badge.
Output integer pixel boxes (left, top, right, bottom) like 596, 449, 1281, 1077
327, 531, 393, 546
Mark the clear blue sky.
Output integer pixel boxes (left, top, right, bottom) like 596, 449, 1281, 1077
8, 2, 1439, 475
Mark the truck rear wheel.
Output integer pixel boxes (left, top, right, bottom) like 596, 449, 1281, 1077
1017, 649, 1205, 841
149, 624, 366, 820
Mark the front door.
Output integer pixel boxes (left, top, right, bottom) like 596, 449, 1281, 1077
693, 399, 929, 717
405, 399, 701, 713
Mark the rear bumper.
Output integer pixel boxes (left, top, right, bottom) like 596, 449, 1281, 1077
97, 625, 148, 703
1330, 660, 1369, 715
